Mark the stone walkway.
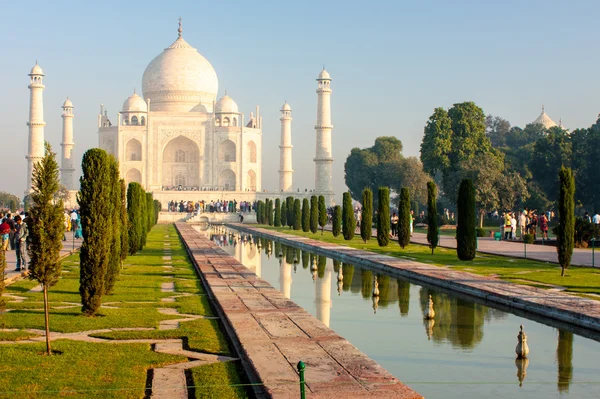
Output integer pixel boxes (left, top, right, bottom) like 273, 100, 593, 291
232, 224, 600, 335
176, 223, 422, 399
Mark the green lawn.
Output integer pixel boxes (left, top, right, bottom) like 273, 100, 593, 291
0, 224, 249, 398
254, 225, 600, 297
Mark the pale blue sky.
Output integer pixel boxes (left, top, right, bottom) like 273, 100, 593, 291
1, 0, 599, 197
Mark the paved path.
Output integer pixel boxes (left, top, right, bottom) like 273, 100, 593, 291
232, 224, 600, 335
2, 231, 82, 284
176, 223, 422, 399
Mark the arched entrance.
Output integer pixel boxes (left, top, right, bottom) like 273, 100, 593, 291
219, 139, 236, 162
219, 169, 236, 191
247, 141, 257, 163
126, 168, 142, 185
126, 138, 142, 161
246, 170, 256, 191
162, 136, 200, 189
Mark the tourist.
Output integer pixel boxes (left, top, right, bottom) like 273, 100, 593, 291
4, 213, 16, 250
540, 212, 549, 240
74, 211, 82, 239
510, 213, 517, 240
528, 213, 538, 240
390, 212, 398, 237
519, 211, 527, 239
70, 209, 78, 234
0, 216, 10, 251
592, 212, 600, 237
503, 212, 511, 240
410, 210, 414, 236
14, 215, 28, 272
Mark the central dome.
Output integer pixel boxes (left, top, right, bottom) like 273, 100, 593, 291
142, 28, 218, 113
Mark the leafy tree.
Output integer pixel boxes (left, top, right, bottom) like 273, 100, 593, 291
119, 179, 128, 263
286, 196, 294, 228
280, 201, 287, 227
318, 195, 327, 234
530, 131, 572, 205
485, 115, 511, 148
104, 157, 121, 295
360, 188, 373, 243
393, 157, 429, 206
397, 187, 411, 249
557, 167, 575, 277
456, 179, 476, 261
301, 198, 310, 232
426, 181, 439, 254
420, 107, 452, 176
127, 182, 143, 255
267, 199, 274, 226
293, 199, 301, 230
28, 142, 65, 355
274, 198, 281, 227
139, 187, 147, 249
78, 148, 112, 316
0, 192, 20, 211
377, 187, 390, 247
342, 192, 355, 240
332, 205, 342, 237
310, 196, 318, 233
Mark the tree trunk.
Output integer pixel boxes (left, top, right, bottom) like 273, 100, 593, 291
43, 284, 51, 355
561, 266, 565, 277
479, 210, 484, 229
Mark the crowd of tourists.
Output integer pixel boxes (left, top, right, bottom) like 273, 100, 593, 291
0, 211, 31, 271
166, 200, 255, 214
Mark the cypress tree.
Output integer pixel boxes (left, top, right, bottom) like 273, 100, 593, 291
261, 200, 266, 224
310, 195, 319, 234
28, 142, 65, 354
397, 187, 411, 249
280, 201, 287, 227
426, 181, 439, 254
286, 196, 294, 228
558, 167, 575, 277
154, 200, 161, 225
127, 182, 143, 255
119, 179, 129, 264
318, 195, 327, 235
256, 200, 263, 224
274, 198, 281, 227
302, 198, 310, 232
360, 188, 373, 243
78, 148, 112, 316
377, 187, 390, 247
267, 199, 274, 226
457, 178, 476, 261
342, 192, 356, 240
104, 157, 122, 295
332, 205, 342, 237
293, 199, 302, 230
146, 192, 154, 233
139, 187, 147, 249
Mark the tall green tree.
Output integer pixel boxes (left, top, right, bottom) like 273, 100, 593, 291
127, 182, 143, 255
139, 187, 147, 249
280, 201, 287, 227
28, 142, 65, 354
104, 157, 122, 295
146, 192, 154, 233
397, 187, 411, 249
274, 198, 281, 227
426, 181, 439, 254
420, 107, 452, 176
293, 199, 301, 230
360, 188, 373, 243
456, 179, 476, 261
332, 205, 342, 237
78, 148, 112, 316
318, 195, 327, 234
119, 179, 129, 265
301, 198, 310, 232
557, 167, 575, 277
377, 187, 390, 247
342, 192, 355, 240
256, 200, 263, 224
286, 196, 294, 228
267, 199, 274, 226
530, 130, 572, 205
310, 195, 319, 233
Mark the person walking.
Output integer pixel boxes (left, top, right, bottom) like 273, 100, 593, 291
540, 212, 549, 240
519, 211, 527, 239
390, 212, 398, 237
4, 213, 16, 250
510, 213, 517, 240
0, 216, 10, 251
14, 215, 28, 272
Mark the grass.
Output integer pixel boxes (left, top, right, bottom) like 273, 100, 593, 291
0, 224, 249, 398
191, 361, 251, 399
254, 225, 600, 296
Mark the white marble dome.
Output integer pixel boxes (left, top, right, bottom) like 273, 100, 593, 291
62, 98, 73, 108
318, 68, 330, 80
122, 91, 148, 112
281, 101, 291, 111
215, 94, 239, 113
30, 62, 44, 76
533, 106, 557, 129
142, 33, 218, 113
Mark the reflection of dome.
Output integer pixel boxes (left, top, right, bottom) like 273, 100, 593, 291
533, 106, 557, 129
318, 68, 330, 80
142, 23, 218, 112
281, 101, 291, 111
215, 94, 238, 113
30, 62, 44, 75
122, 91, 148, 112
62, 98, 73, 108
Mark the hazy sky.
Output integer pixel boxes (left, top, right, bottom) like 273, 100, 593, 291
2, 0, 599, 198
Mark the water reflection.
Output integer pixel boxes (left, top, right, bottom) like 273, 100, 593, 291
199, 226, 600, 399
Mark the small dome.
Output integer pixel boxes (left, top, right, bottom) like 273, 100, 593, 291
318, 68, 330, 80
533, 106, 557, 129
62, 98, 73, 108
122, 91, 148, 112
30, 62, 44, 76
190, 103, 208, 113
215, 94, 239, 113
281, 102, 291, 111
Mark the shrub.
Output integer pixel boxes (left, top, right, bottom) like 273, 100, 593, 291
342, 192, 355, 240
523, 233, 534, 244
360, 188, 373, 243
301, 198, 310, 232
574, 217, 595, 248
127, 182, 143, 255
426, 181, 438, 254
397, 187, 411, 249
293, 199, 301, 230
377, 187, 390, 247
267, 199, 274, 226
332, 205, 342, 237
456, 178, 476, 261
476, 228, 487, 238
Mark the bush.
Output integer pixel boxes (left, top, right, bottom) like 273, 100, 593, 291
574, 217, 595, 248
456, 178, 476, 261
301, 198, 310, 232
342, 192, 355, 240
293, 199, 301, 230
332, 205, 342, 237
476, 228, 487, 238
377, 187, 390, 247
523, 233, 534, 244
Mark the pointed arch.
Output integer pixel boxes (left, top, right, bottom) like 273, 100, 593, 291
219, 169, 236, 191
125, 168, 142, 185
246, 169, 256, 191
162, 136, 200, 188
219, 139, 236, 162
126, 138, 142, 161
247, 140, 257, 163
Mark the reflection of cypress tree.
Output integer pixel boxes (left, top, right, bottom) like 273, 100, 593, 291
285, 246, 295, 264
397, 279, 411, 316
342, 263, 354, 291
317, 255, 327, 278
377, 274, 390, 308
302, 251, 309, 269
451, 299, 487, 349
274, 242, 282, 257
333, 259, 341, 273
350, 267, 362, 293
361, 269, 373, 299
557, 330, 573, 393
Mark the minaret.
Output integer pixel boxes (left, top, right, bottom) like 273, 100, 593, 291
25, 62, 46, 195
314, 68, 333, 194
279, 102, 293, 192
61, 98, 76, 190
315, 263, 332, 327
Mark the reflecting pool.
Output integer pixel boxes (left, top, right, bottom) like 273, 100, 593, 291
198, 227, 600, 398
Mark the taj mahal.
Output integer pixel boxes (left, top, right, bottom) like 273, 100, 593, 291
24, 20, 335, 207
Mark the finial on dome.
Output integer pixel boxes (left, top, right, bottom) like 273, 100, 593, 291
542, 105, 545, 113
133, 87, 136, 94
178, 17, 182, 38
